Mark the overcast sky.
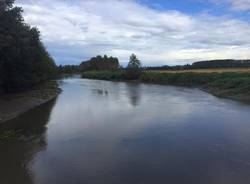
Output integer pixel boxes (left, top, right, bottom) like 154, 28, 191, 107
16, 0, 250, 66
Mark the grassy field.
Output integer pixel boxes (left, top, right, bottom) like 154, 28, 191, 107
147, 67, 250, 73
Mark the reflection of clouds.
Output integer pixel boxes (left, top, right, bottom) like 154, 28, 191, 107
0, 99, 57, 184
31, 79, 198, 183
26, 79, 250, 184
47, 79, 195, 141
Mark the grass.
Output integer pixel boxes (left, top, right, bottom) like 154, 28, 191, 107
81, 70, 126, 80
81, 69, 250, 102
141, 72, 250, 85
147, 67, 250, 73
2, 80, 61, 100
0, 129, 23, 140
141, 72, 250, 101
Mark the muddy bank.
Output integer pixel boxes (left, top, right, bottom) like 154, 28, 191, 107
0, 81, 61, 124
204, 87, 250, 103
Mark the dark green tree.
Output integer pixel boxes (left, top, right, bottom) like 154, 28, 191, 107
57, 65, 80, 74
80, 55, 119, 71
126, 54, 142, 79
127, 54, 141, 69
0, 0, 56, 92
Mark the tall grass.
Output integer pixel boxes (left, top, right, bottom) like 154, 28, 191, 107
82, 70, 250, 100
81, 70, 126, 80
140, 72, 250, 98
141, 72, 250, 86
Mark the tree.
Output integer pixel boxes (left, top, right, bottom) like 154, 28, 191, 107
127, 54, 141, 69
0, 0, 56, 92
126, 54, 142, 79
57, 65, 80, 74
80, 55, 119, 71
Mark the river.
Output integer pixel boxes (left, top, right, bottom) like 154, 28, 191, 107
1, 77, 250, 184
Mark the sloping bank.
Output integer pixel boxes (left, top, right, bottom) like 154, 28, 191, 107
82, 71, 250, 102
0, 81, 61, 124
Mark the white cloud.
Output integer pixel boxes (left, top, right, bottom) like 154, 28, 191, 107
214, 0, 250, 11
16, 0, 250, 65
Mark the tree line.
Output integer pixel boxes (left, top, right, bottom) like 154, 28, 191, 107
145, 59, 250, 70
57, 65, 81, 74
56, 55, 120, 74
59, 54, 142, 79
80, 55, 119, 71
191, 59, 250, 69
0, 0, 57, 92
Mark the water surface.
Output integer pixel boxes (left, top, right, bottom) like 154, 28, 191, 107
1, 78, 250, 184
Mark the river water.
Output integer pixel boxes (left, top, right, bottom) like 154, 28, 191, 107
1, 78, 250, 184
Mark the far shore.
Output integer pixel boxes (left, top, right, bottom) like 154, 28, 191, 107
81, 69, 250, 103
0, 81, 61, 125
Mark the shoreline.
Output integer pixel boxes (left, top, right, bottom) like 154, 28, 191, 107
81, 71, 250, 104
139, 80, 250, 103
1, 74, 249, 126
203, 87, 250, 103
90, 78, 250, 103
0, 81, 61, 124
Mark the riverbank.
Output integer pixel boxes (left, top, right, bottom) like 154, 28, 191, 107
81, 70, 250, 102
0, 81, 61, 124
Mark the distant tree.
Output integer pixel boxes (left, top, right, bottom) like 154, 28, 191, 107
80, 55, 119, 71
191, 59, 250, 69
127, 54, 141, 69
125, 54, 142, 79
57, 65, 80, 74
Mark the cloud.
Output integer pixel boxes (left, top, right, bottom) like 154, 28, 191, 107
213, 0, 250, 11
16, 0, 250, 65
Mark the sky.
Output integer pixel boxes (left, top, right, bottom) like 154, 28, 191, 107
16, 0, 250, 66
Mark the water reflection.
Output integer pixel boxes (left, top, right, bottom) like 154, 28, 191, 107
0, 99, 57, 184
92, 88, 108, 96
2, 79, 250, 184
126, 82, 141, 107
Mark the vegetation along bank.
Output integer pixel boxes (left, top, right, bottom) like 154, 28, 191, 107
0, 1, 60, 124
82, 70, 250, 102
81, 55, 250, 102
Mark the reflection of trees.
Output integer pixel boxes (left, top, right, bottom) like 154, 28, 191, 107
126, 83, 142, 107
0, 98, 57, 184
